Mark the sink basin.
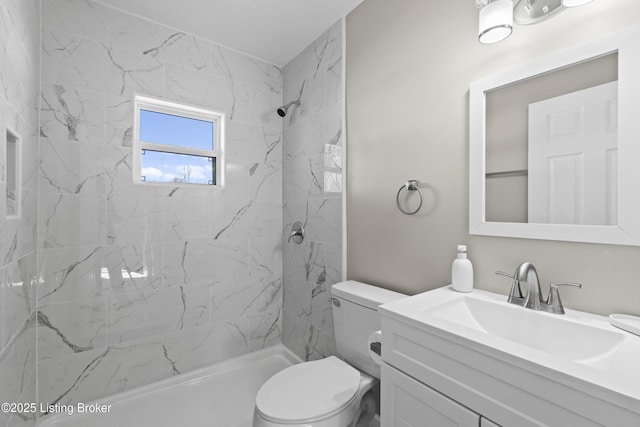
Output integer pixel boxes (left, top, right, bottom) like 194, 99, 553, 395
379, 286, 640, 399
426, 295, 624, 365
378, 285, 640, 425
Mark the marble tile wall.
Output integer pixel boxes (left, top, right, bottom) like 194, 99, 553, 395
37, 0, 283, 408
0, 0, 40, 426
281, 21, 344, 361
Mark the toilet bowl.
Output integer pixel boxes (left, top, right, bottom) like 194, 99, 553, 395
253, 281, 406, 427
253, 356, 376, 427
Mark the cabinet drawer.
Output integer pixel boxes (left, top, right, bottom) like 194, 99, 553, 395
381, 363, 480, 427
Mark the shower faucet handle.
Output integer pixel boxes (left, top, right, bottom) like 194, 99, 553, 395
288, 221, 305, 244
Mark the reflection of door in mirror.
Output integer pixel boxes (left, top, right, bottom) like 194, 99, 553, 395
484, 52, 618, 224
528, 82, 618, 226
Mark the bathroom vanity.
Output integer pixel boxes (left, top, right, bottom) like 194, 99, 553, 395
378, 286, 640, 426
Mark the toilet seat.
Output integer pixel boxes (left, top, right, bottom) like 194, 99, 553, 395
255, 356, 361, 423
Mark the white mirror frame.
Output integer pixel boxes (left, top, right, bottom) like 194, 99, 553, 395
470, 25, 640, 246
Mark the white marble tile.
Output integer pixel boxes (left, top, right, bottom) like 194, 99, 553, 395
0, 266, 4, 346
4, 33, 38, 131
38, 338, 164, 407
161, 239, 248, 286
160, 319, 248, 376
102, 244, 162, 294
103, 44, 164, 97
248, 308, 282, 351
37, 297, 107, 359
41, 28, 112, 92
17, 190, 37, 259
39, 139, 122, 195
21, 132, 39, 195
0, 97, 6, 183
38, 245, 160, 305
4, 107, 38, 201
0, 212, 16, 267
249, 158, 282, 203
309, 277, 334, 334
306, 197, 342, 245
148, 195, 209, 242
211, 199, 281, 240
0, 182, 7, 234
249, 236, 282, 279
326, 56, 343, 106
4, 0, 40, 55
251, 82, 284, 131
211, 44, 282, 94
41, 0, 110, 43
107, 284, 209, 345
40, 84, 106, 144
2, 254, 36, 347
219, 161, 250, 200
283, 273, 312, 321
39, 193, 106, 248
105, 95, 132, 147
209, 275, 281, 321
225, 121, 282, 166
165, 63, 252, 124
0, 6, 8, 97
283, 132, 326, 199
17, 190, 37, 251
108, 8, 210, 72
0, 315, 36, 426
282, 309, 336, 362
41, 28, 164, 98
323, 243, 343, 288
106, 195, 148, 246
284, 20, 342, 99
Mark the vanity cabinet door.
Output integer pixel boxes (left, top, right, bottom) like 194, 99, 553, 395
381, 363, 480, 427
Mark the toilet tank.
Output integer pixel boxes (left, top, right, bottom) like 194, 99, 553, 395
331, 281, 406, 378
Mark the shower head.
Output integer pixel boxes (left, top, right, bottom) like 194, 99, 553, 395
277, 100, 300, 117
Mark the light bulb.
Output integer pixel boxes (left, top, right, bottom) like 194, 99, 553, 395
479, 0, 514, 44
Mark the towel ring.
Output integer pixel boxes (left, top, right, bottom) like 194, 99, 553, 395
396, 180, 423, 215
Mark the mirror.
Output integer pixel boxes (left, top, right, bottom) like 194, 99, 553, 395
470, 25, 640, 245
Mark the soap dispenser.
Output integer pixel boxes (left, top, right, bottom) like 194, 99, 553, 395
452, 245, 473, 293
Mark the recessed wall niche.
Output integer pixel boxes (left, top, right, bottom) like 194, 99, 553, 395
5, 128, 20, 218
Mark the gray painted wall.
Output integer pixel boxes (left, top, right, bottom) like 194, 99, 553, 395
346, 0, 640, 317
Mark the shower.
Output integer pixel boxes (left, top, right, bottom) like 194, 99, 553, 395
277, 100, 300, 117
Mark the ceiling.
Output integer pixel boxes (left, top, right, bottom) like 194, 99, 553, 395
97, 0, 365, 66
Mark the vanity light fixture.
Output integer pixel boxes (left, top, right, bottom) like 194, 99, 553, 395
478, 0, 514, 44
476, 0, 595, 44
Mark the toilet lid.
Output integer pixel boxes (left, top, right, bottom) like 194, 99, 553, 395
255, 356, 360, 422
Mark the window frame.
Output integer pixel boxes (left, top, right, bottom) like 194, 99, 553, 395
133, 95, 225, 187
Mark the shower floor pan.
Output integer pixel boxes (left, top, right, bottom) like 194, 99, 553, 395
36, 345, 300, 427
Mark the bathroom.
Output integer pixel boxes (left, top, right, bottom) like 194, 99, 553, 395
1, 0, 639, 426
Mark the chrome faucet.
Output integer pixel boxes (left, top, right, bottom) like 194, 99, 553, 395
495, 262, 582, 315
516, 262, 542, 310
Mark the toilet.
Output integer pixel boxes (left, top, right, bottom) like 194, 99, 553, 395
253, 280, 406, 427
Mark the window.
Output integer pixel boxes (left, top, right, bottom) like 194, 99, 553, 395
133, 96, 225, 186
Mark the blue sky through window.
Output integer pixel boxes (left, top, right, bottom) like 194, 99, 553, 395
141, 150, 214, 185
139, 110, 214, 150
139, 109, 216, 185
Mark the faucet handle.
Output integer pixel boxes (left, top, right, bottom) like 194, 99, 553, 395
495, 271, 514, 279
495, 270, 523, 302
546, 282, 582, 314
